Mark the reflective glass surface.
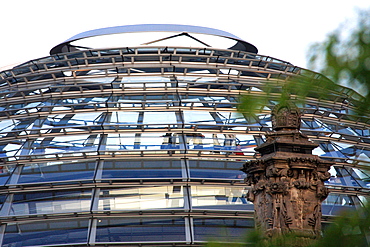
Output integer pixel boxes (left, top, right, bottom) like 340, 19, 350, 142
97, 186, 184, 211
193, 218, 253, 241
16, 161, 96, 184
6, 189, 92, 216
191, 185, 252, 210
95, 217, 186, 242
2, 219, 89, 246
101, 160, 183, 179
0, 37, 368, 246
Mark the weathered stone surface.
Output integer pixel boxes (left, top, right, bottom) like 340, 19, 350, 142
242, 103, 332, 239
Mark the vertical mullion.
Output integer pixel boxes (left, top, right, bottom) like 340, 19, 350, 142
7, 165, 23, 186
185, 216, 194, 244
0, 224, 7, 247
87, 218, 97, 245
0, 194, 13, 217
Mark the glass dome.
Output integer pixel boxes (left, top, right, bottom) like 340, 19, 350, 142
0, 24, 368, 246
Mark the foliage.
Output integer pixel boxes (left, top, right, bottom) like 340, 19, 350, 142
311, 206, 370, 247
205, 202, 370, 247
239, 8, 370, 117
237, 75, 336, 117
307, 8, 370, 115
230, 8, 370, 247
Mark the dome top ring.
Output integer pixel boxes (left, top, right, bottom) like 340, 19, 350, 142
50, 24, 258, 54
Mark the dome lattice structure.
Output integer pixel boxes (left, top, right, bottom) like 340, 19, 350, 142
0, 24, 369, 246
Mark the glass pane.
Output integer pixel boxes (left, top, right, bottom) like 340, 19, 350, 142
189, 160, 246, 180
326, 166, 365, 188
191, 185, 252, 210
322, 193, 359, 216
181, 131, 256, 156
95, 217, 186, 242
19, 135, 100, 156
3, 219, 89, 246
101, 160, 182, 179
97, 186, 184, 211
121, 76, 171, 88
143, 111, 178, 125
16, 161, 96, 184
193, 218, 253, 242
103, 132, 182, 151
0, 166, 14, 186
8, 189, 92, 216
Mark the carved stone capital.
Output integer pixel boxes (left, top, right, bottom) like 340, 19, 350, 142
242, 102, 333, 239
271, 102, 301, 131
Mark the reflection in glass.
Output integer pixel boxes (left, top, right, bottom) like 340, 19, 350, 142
104, 132, 182, 151
0, 166, 14, 186
101, 160, 182, 179
95, 217, 186, 242
193, 218, 253, 242
97, 186, 184, 211
7, 189, 92, 216
191, 185, 251, 210
2, 219, 89, 246
188, 160, 246, 180
322, 193, 361, 216
16, 161, 96, 184
326, 166, 369, 188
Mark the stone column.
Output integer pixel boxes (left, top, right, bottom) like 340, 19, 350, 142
242, 103, 332, 240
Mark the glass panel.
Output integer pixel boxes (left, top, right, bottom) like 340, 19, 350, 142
103, 132, 182, 151
0, 119, 20, 137
97, 186, 184, 211
322, 193, 359, 216
2, 219, 89, 246
16, 161, 96, 184
101, 160, 182, 179
114, 94, 178, 108
104, 111, 180, 129
0, 166, 14, 186
188, 160, 246, 180
193, 218, 253, 242
55, 112, 104, 126
15, 135, 100, 156
0, 194, 6, 212
8, 189, 92, 216
95, 217, 186, 242
326, 166, 365, 188
106, 111, 140, 125
0, 139, 23, 158
182, 111, 247, 127
143, 111, 178, 125
180, 130, 256, 156
191, 185, 252, 210
183, 111, 216, 126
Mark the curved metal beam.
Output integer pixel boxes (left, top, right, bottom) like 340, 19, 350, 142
50, 24, 258, 54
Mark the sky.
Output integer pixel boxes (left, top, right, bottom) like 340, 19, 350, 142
0, 0, 369, 71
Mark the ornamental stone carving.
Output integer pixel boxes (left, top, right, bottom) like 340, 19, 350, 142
242, 103, 333, 240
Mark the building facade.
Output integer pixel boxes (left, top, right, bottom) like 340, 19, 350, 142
0, 24, 369, 246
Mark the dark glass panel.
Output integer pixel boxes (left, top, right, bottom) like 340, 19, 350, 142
95, 217, 185, 242
16, 161, 96, 184
0, 166, 14, 186
188, 160, 246, 180
193, 218, 253, 242
2, 219, 89, 246
9, 189, 92, 215
322, 193, 360, 216
101, 160, 182, 179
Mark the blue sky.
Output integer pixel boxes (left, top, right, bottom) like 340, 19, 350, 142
0, 0, 369, 70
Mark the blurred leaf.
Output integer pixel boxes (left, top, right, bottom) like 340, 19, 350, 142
307, 8, 370, 116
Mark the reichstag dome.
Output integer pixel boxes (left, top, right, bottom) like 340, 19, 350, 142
0, 24, 369, 246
